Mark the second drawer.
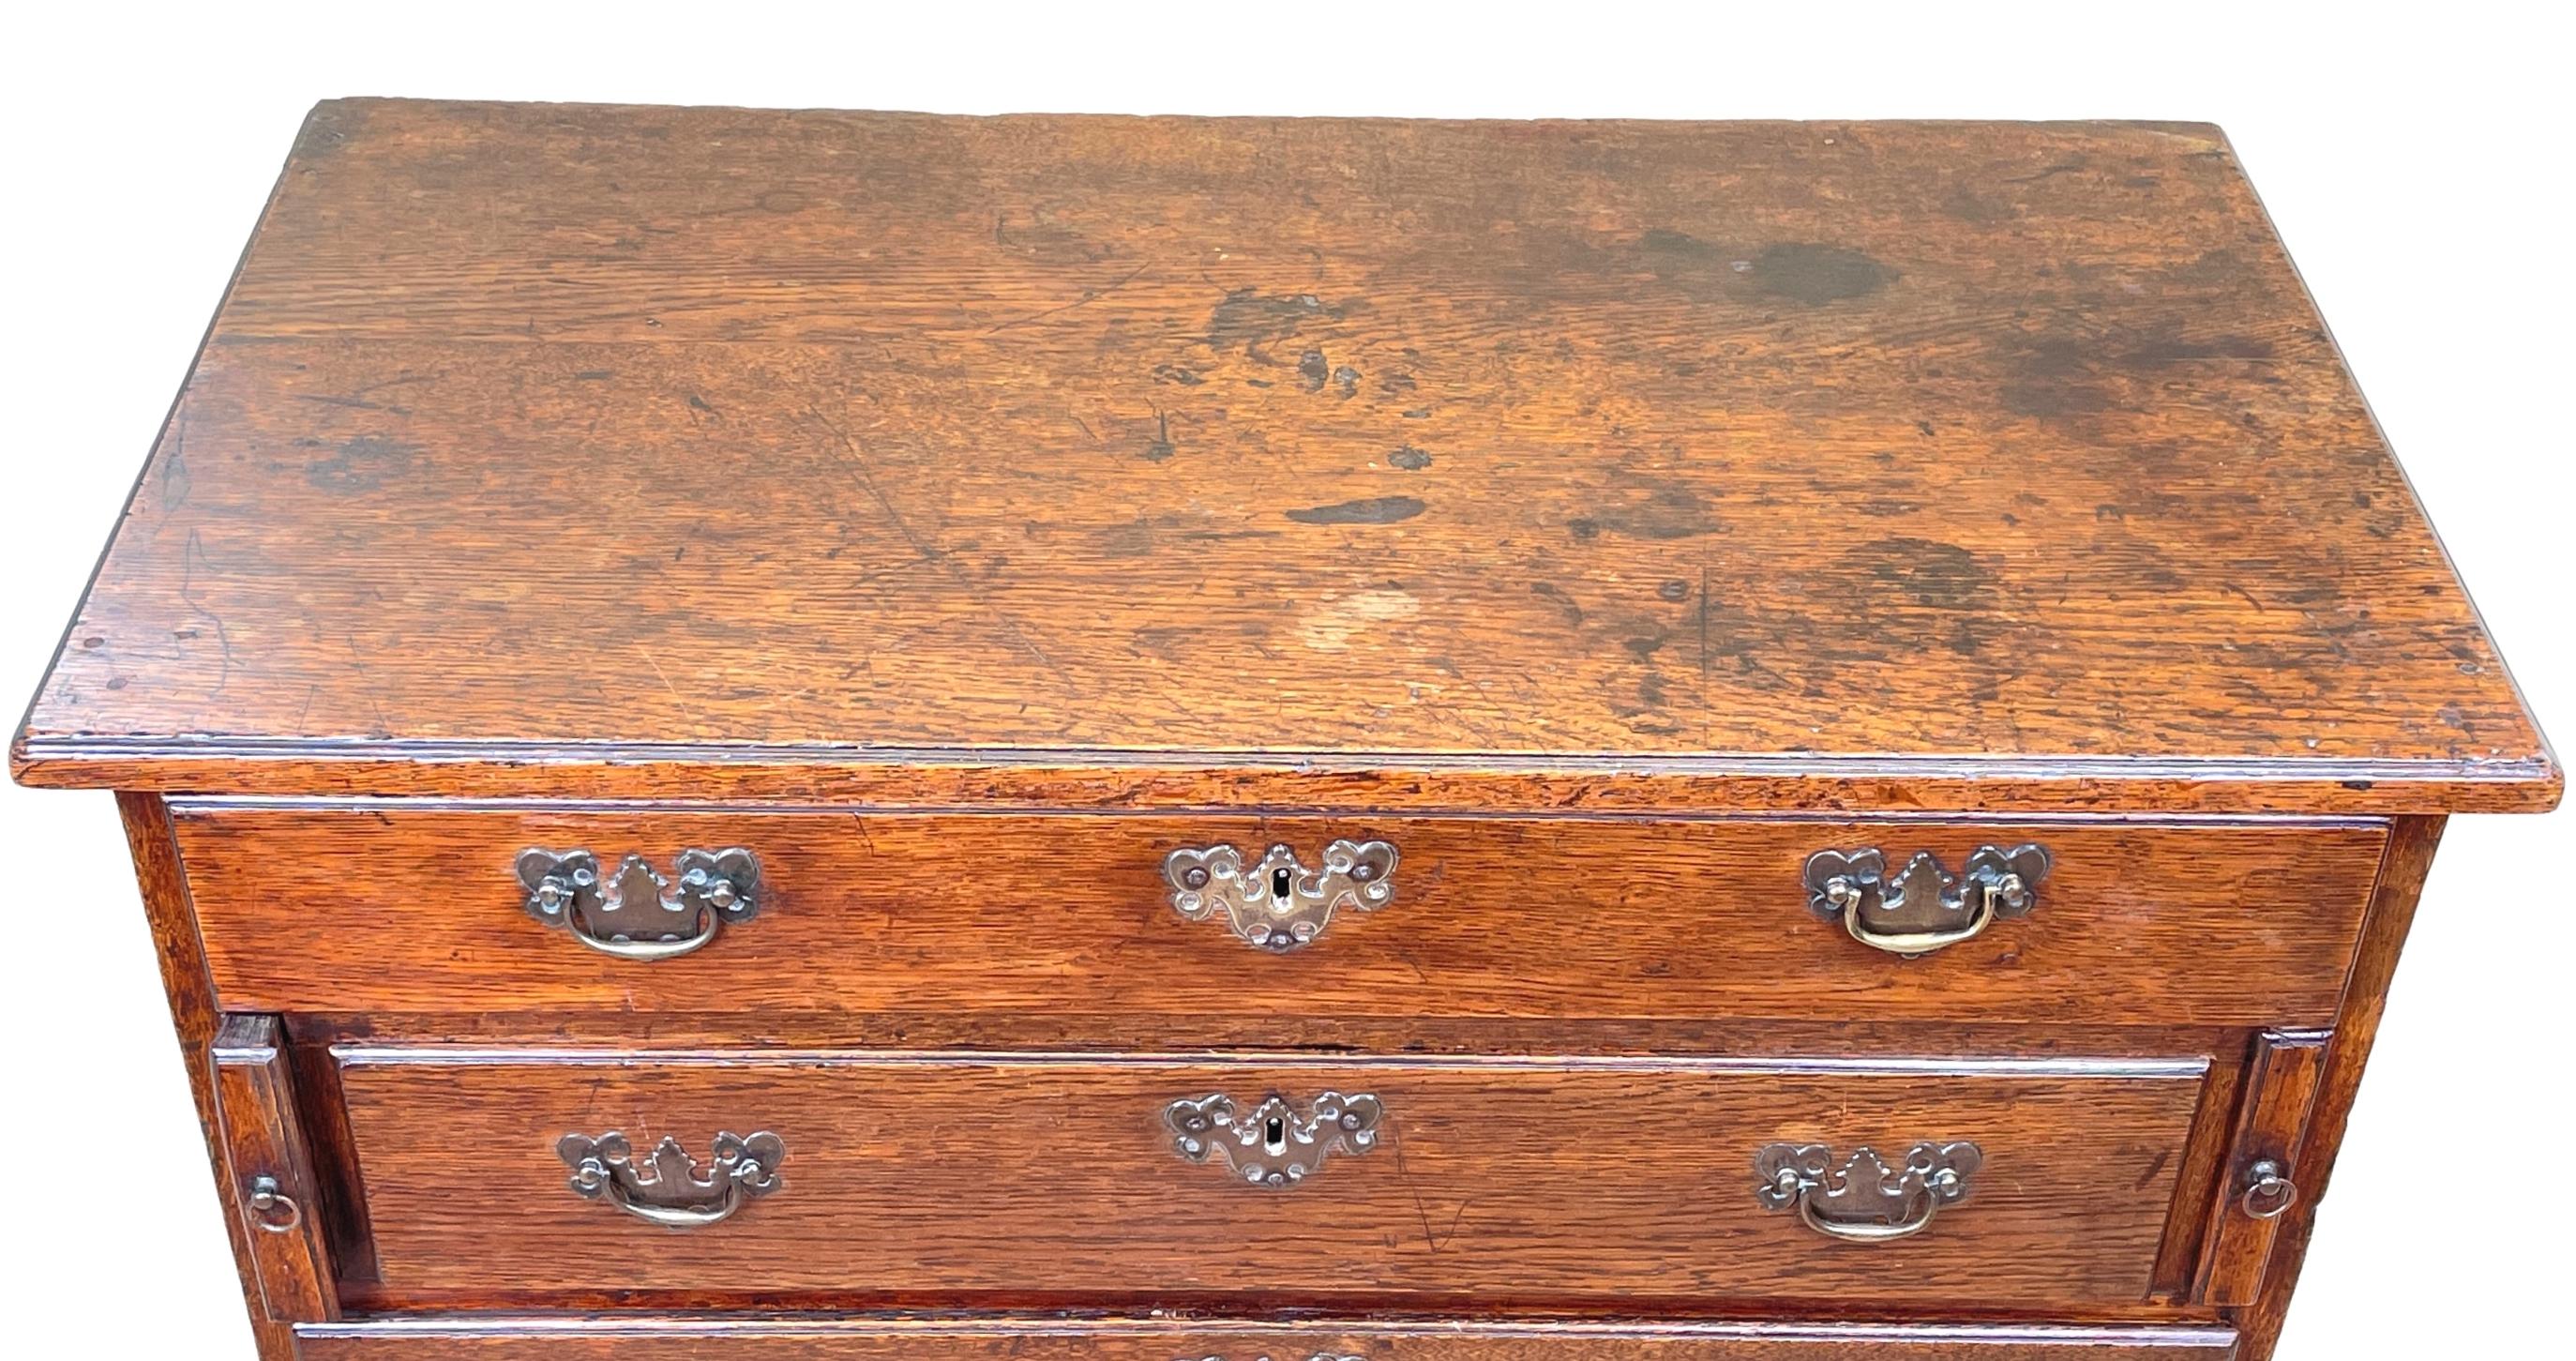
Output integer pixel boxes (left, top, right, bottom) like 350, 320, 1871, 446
174, 803, 2387, 1027
328, 1046, 2210, 1310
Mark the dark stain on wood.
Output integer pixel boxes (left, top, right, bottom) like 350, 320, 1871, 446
1205, 289, 1346, 357
1298, 349, 1330, 392
1529, 582, 1584, 627
1566, 481, 1718, 541
1843, 537, 1996, 612
8, 103, 2556, 815
303, 436, 420, 492
1745, 242, 1896, 305
2126, 335, 2278, 367
1286, 495, 1425, 525
8, 104, 2553, 1360
1636, 233, 1892, 307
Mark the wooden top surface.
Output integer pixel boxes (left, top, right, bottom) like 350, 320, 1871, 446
14, 100, 2556, 811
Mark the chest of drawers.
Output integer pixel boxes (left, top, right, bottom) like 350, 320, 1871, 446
14, 100, 2556, 1360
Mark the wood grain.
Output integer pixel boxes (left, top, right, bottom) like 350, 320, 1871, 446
285, 1010, 2251, 1063
2194, 1030, 2326, 1307
23, 744, 2558, 814
291, 1315, 2241, 1360
14, 101, 2555, 814
208, 1015, 339, 1323
329, 1047, 2206, 1309
2234, 815, 2445, 1359
173, 803, 2386, 1027
18, 104, 2554, 1361
115, 795, 301, 1360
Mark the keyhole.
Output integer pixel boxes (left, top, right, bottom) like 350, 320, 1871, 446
1264, 1114, 1288, 1152
1271, 867, 1294, 901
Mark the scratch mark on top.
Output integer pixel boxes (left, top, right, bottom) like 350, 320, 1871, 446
805, 403, 1082, 694
1696, 566, 1711, 676
294, 392, 413, 416
634, 643, 685, 703
985, 264, 1151, 334
160, 412, 193, 513
176, 529, 233, 698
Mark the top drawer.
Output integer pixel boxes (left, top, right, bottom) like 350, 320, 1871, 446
170, 802, 2386, 1027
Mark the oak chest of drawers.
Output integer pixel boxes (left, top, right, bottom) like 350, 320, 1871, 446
13, 100, 2557, 1360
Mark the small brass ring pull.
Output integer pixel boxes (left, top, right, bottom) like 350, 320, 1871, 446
244, 1175, 301, 1234
1802, 843, 2050, 958
1755, 1142, 1981, 1243
558, 1130, 785, 1228
1164, 840, 1397, 952
518, 848, 762, 960
2239, 1158, 2299, 1219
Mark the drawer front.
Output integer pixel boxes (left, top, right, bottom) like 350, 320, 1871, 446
293, 1317, 2241, 1360
178, 804, 2385, 1026
331, 1048, 2208, 1308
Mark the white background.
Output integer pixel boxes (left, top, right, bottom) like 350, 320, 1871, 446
1, 4, 2566, 1356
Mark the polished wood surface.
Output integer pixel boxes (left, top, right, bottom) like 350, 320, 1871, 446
16, 105, 2554, 1361
15, 101, 2555, 814
174, 803, 2384, 1026
330, 1047, 2205, 1308
2196, 1031, 2326, 1308
292, 1316, 2242, 1360
116, 794, 302, 1361
208, 1015, 339, 1323
287, 1011, 2256, 1066
2234, 815, 2444, 1361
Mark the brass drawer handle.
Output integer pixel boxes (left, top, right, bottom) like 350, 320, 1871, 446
1164, 840, 1397, 951
1755, 1142, 1981, 1242
1801, 843, 2049, 957
1166, 1091, 1383, 1187
518, 848, 761, 960
244, 1175, 302, 1233
558, 1131, 784, 1228
2238, 1157, 2299, 1219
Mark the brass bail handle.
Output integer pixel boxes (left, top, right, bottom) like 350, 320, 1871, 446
1802, 843, 2050, 958
1822, 871, 2009, 955
595, 1176, 755, 1228
1755, 1142, 1982, 1243
1796, 1192, 1939, 1242
518, 848, 763, 960
558, 1130, 786, 1228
